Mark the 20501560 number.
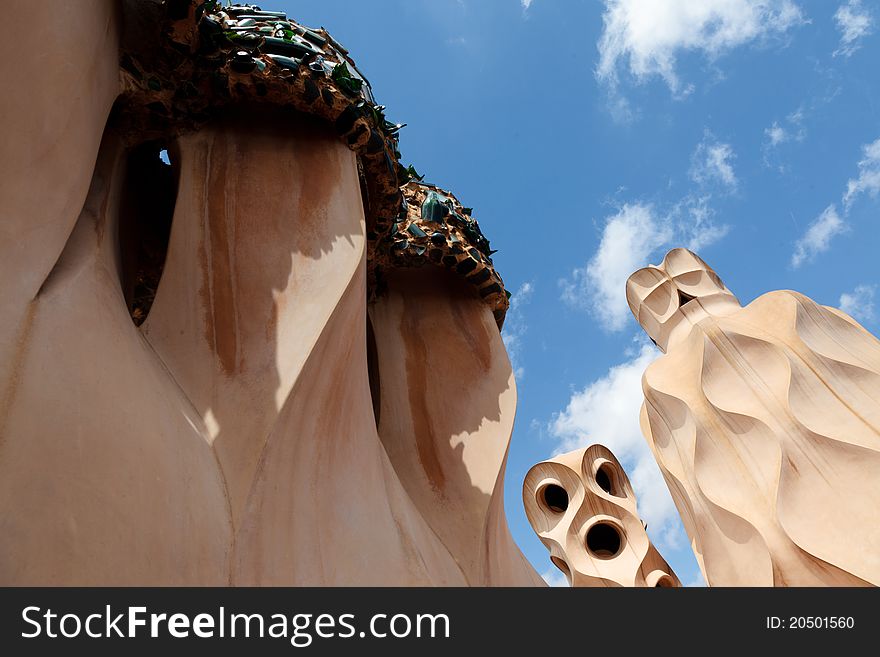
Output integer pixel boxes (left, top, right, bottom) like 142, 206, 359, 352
789, 617, 854, 629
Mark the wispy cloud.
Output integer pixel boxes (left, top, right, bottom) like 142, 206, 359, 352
551, 342, 657, 459
791, 205, 846, 268
690, 132, 738, 191
596, 0, 806, 107
843, 138, 880, 210
561, 187, 729, 332
766, 121, 787, 147
521, 0, 534, 9
502, 281, 534, 381
764, 108, 806, 147
549, 341, 684, 551
833, 0, 874, 58
792, 136, 880, 267
561, 203, 672, 332
839, 284, 876, 322
762, 108, 807, 170
673, 195, 731, 251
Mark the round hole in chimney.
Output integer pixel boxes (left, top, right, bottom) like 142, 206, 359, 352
539, 484, 569, 514
595, 464, 613, 495
586, 522, 622, 559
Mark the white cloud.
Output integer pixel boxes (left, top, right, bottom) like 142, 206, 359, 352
502, 281, 534, 381
766, 121, 787, 147
839, 284, 876, 322
596, 0, 806, 97
561, 197, 728, 331
549, 342, 683, 550
628, 457, 681, 548
791, 204, 846, 268
765, 109, 806, 147
843, 138, 880, 210
561, 204, 672, 332
551, 342, 657, 460
788, 108, 805, 128
541, 568, 569, 587
833, 0, 874, 57
561, 133, 736, 330
690, 133, 738, 190
762, 108, 807, 168
674, 195, 730, 253
607, 91, 638, 125
791, 137, 880, 265
521, 0, 534, 8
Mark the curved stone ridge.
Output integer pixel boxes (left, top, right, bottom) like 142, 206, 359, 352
372, 181, 510, 328
118, 1, 412, 231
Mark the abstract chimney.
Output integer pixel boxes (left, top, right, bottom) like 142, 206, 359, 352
0, 1, 539, 586
524, 444, 680, 587
628, 248, 880, 586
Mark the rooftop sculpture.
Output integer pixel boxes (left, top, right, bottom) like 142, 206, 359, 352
3, 1, 874, 590
524, 444, 680, 587
628, 248, 880, 586
0, 0, 528, 586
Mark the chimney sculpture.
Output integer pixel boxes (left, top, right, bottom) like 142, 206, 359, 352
367, 181, 541, 585
524, 444, 680, 587
0, 1, 539, 586
627, 248, 880, 586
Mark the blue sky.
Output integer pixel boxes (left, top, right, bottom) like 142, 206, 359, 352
281, 0, 880, 586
